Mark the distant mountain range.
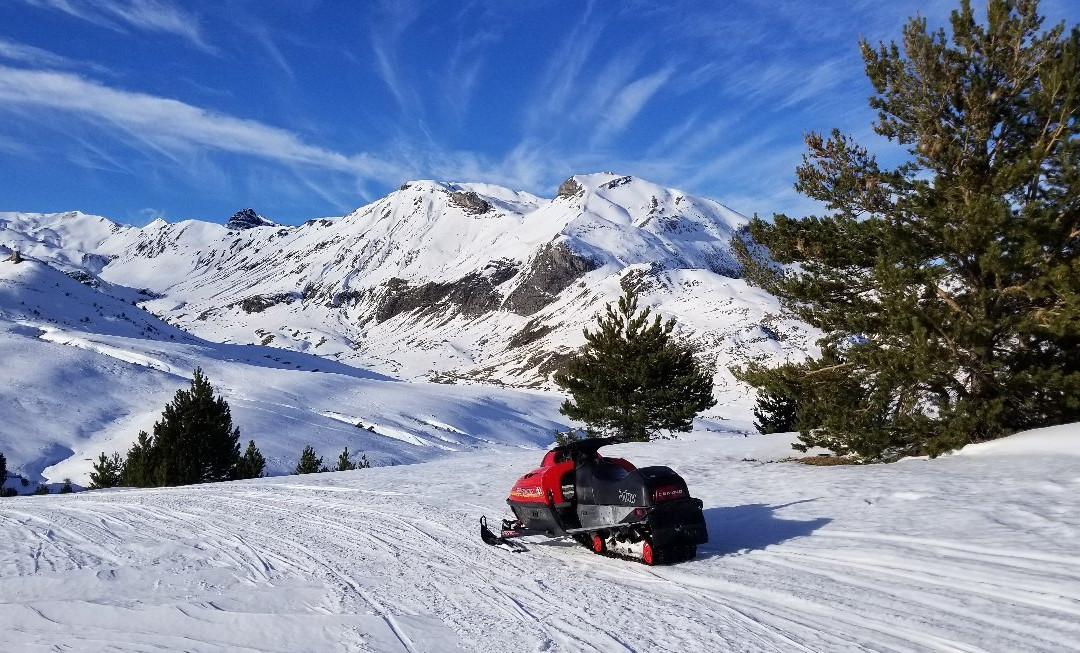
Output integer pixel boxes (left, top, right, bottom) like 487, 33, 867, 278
1, 173, 821, 484
1, 172, 815, 408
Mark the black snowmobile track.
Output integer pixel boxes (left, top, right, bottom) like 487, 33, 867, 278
573, 533, 698, 566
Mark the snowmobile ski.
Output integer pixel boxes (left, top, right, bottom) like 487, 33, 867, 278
479, 516, 527, 552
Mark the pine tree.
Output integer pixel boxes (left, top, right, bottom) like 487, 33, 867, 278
59, 479, 74, 494
335, 447, 357, 471
357, 454, 371, 469
122, 369, 241, 486
553, 287, 716, 441
34, 484, 50, 495
734, 0, 1080, 460
236, 440, 266, 479
0, 450, 6, 487
122, 431, 156, 487
294, 445, 323, 474
150, 368, 240, 485
89, 452, 124, 489
753, 390, 799, 435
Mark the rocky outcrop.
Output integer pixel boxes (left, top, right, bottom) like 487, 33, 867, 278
227, 208, 277, 230
507, 318, 556, 349
557, 177, 583, 198
375, 269, 512, 322
504, 242, 598, 316
449, 191, 492, 215
238, 293, 296, 313
603, 175, 632, 190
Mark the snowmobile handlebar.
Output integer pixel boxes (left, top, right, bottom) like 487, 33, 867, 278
550, 437, 629, 464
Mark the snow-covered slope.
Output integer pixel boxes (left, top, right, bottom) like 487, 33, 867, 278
1, 427, 1077, 651
0, 255, 568, 485
1, 174, 815, 410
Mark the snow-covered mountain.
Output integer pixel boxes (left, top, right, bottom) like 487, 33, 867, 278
1, 173, 814, 401
0, 255, 568, 485
0, 173, 819, 485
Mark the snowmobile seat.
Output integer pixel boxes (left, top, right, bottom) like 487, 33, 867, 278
576, 462, 688, 507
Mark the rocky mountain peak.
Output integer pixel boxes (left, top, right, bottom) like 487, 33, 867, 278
449, 190, 492, 214
557, 177, 583, 198
227, 208, 276, 230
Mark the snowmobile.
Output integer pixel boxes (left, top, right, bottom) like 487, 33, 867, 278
480, 437, 708, 564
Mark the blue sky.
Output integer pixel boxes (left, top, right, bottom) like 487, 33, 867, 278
1, 0, 1078, 226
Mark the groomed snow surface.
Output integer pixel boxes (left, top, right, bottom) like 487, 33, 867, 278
2, 428, 1079, 652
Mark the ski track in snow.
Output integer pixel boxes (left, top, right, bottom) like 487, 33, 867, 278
2, 433, 1080, 652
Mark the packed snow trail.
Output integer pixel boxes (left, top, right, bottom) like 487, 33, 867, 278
1, 431, 1079, 652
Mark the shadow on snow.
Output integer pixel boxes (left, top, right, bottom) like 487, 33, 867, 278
700, 499, 831, 557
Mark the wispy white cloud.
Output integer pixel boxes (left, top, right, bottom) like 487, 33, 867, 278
20, 0, 214, 52
777, 58, 848, 110
0, 65, 401, 181
440, 22, 501, 124
592, 66, 673, 143
524, 0, 601, 131
646, 114, 733, 161
0, 37, 109, 74
248, 24, 294, 81
571, 45, 645, 121
369, 0, 424, 114
135, 207, 167, 223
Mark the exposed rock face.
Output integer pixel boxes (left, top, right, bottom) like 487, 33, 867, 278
227, 208, 276, 230
238, 293, 295, 313
375, 270, 509, 322
504, 242, 598, 316
557, 177, 583, 198
507, 318, 556, 349
482, 258, 519, 286
603, 175, 632, 190
449, 191, 492, 215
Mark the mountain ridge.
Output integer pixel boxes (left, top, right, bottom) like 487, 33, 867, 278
0, 172, 815, 403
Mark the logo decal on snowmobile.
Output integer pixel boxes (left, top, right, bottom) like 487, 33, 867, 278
510, 486, 543, 499
618, 489, 637, 503
654, 486, 685, 501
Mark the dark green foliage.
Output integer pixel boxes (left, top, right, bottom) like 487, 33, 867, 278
122, 368, 242, 486
34, 484, 50, 495
122, 431, 157, 486
356, 454, 371, 469
734, 0, 1080, 460
553, 428, 602, 447
0, 452, 11, 497
554, 288, 716, 441
336, 447, 357, 471
753, 391, 799, 435
89, 452, 124, 489
59, 479, 74, 494
553, 429, 584, 447
294, 445, 323, 475
236, 440, 266, 479
735, 364, 802, 434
